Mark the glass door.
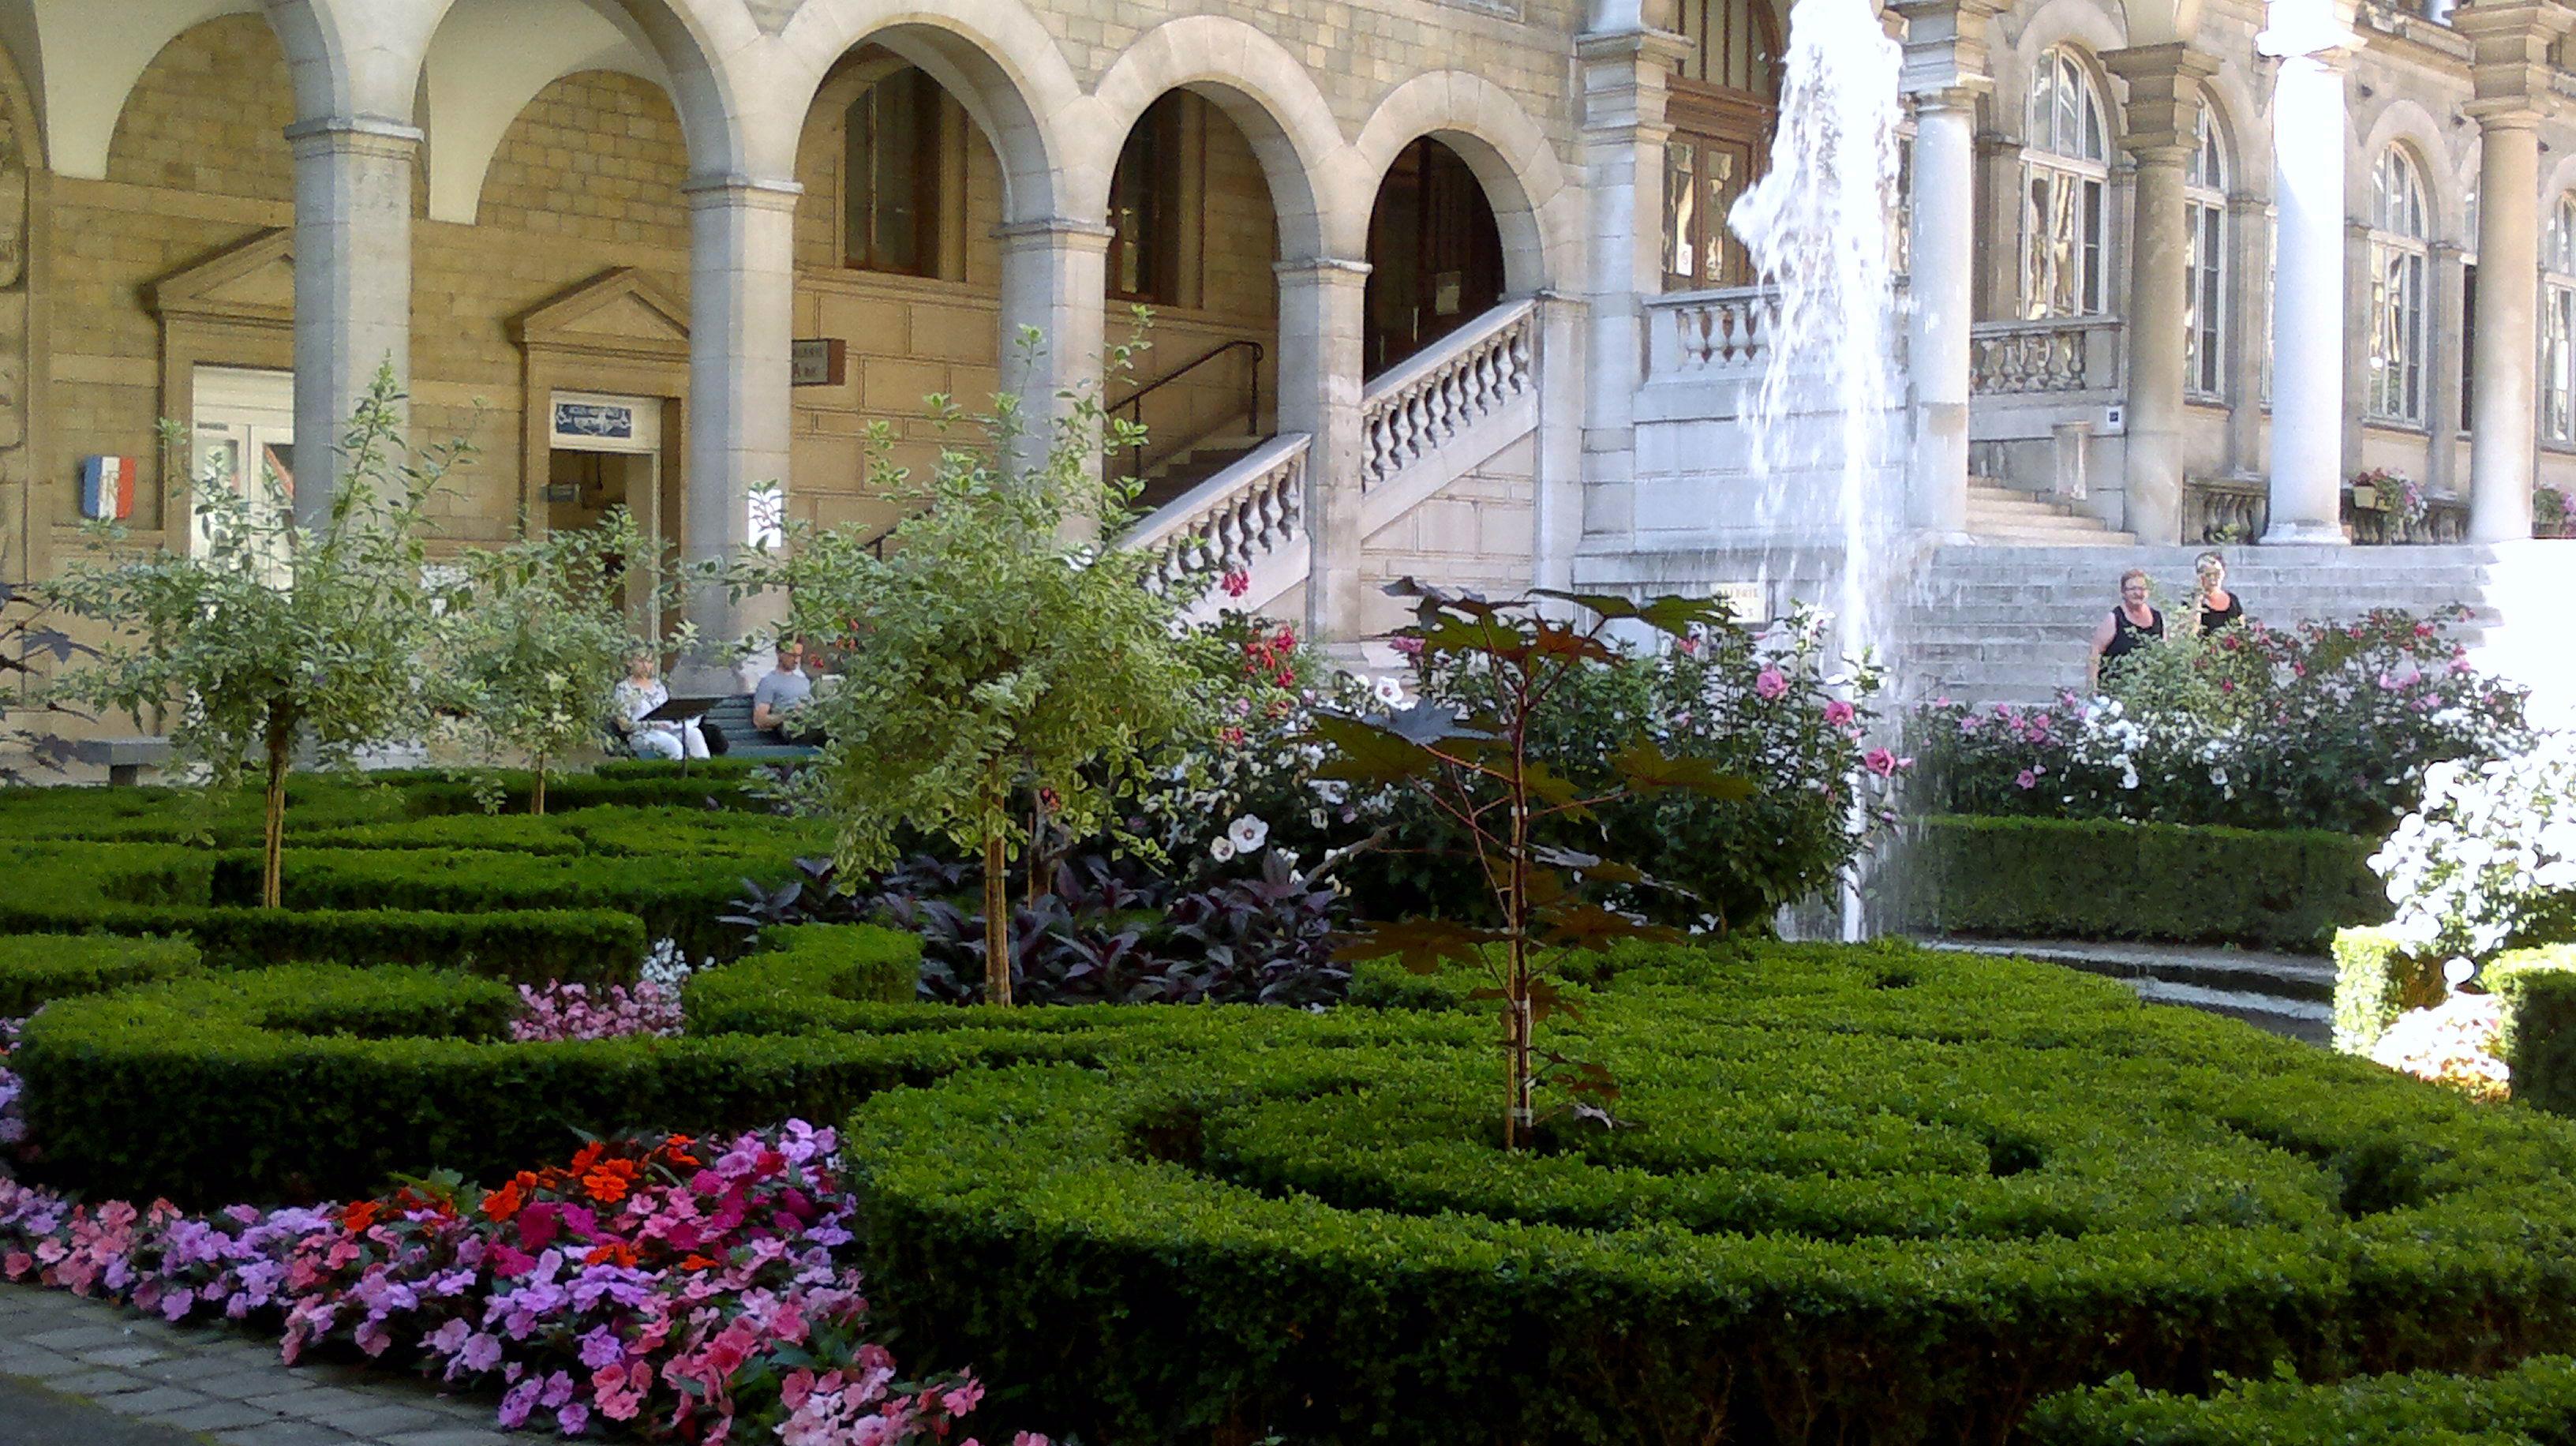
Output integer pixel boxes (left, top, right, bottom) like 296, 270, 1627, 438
190, 368, 297, 588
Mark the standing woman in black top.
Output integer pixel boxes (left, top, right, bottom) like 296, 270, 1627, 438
2087, 568, 2164, 693
2193, 549, 2244, 633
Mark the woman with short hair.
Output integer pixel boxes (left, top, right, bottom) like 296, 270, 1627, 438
2193, 549, 2244, 634
2087, 568, 2164, 693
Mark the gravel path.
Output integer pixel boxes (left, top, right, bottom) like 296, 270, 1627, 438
0, 1279, 511, 1446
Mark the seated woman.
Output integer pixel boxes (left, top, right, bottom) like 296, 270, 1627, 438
2087, 568, 2164, 694
2193, 549, 2244, 634
611, 650, 709, 761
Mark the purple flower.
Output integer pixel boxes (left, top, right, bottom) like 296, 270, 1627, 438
1754, 668, 1788, 701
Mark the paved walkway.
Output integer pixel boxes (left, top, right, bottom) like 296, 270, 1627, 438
0, 1280, 509, 1446
1915, 935, 2334, 1043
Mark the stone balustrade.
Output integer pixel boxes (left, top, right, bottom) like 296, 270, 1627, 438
1969, 317, 2125, 395
1642, 285, 1780, 382
2181, 475, 2270, 544
1125, 433, 1310, 596
1361, 298, 1536, 492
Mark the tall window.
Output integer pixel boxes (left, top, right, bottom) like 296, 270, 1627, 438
2366, 145, 2432, 425
2183, 103, 2228, 401
844, 67, 942, 276
1108, 94, 1185, 304
1663, 0, 1780, 289
2021, 47, 2110, 317
2547, 193, 2576, 444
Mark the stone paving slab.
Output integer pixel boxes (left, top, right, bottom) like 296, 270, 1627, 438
0, 1281, 508, 1445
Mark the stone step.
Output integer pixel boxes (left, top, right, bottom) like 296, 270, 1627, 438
1961, 530, 2140, 547
1915, 936, 2333, 1043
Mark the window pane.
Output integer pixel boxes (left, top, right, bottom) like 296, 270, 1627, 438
1664, 144, 1698, 287
847, 69, 935, 275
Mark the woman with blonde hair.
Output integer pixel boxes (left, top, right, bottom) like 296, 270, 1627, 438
2193, 549, 2244, 634
2087, 568, 2164, 693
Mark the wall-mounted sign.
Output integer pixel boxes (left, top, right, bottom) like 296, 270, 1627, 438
553, 399, 635, 441
1710, 581, 1768, 625
80, 456, 138, 521
792, 338, 847, 388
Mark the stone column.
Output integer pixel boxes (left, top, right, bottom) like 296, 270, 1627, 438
1975, 133, 2024, 321
2341, 220, 2372, 481
2257, 0, 2359, 545
286, 116, 420, 523
2222, 193, 2269, 476
995, 218, 1114, 484
1275, 257, 1371, 646
2106, 44, 2219, 545
679, 174, 799, 684
2458, 0, 2574, 541
1897, 0, 2000, 538
1533, 291, 1589, 593
1574, 25, 1690, 553
2428, 241, 2468, 502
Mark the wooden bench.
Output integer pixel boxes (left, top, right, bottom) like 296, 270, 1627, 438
73, 736, 172, 787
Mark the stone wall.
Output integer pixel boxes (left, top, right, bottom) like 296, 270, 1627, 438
1358, 432, 1535, 633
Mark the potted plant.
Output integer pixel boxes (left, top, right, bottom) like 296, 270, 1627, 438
2537, 483, 2573, 538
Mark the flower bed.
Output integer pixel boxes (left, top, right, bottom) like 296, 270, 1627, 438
839, 938, 2576, 1446
0, 1118, 1045, 1445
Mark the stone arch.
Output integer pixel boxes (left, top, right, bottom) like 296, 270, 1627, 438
1076, 17, 1346, 260
772, 0, 1086, 223
2353, 99, 2458, 241
2539, 148, 2576, 220
1997, 18, 2127, 152
31, 0, 256, 178
1350, 73, 1579, 294
105, 13, 296, 204
2201, 56, 2267, 196
474, 69, 690, 246
417, 0, 678, 223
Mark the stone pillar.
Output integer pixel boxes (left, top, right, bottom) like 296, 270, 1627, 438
287, 116, 420, 523
1974, 133, 2024, 321
2257, 0, 2359, 545
2458, 0, 2574, 541
2106, 44, 2219, 545
1574, 25, 1690, 553
1533, 291, 1589, 593
680, 175, 799, 683
2341, 220, 2372, 481
1275, 257, 1371, 646
995, 218, 1114, 482
2428, 241, 2468, 502
1897, 0, 2000, 538
2222, 193, 2269, 477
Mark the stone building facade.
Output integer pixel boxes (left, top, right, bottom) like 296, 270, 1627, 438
0, 0, 2569, 680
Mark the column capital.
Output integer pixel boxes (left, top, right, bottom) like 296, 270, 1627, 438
682, 174, 804, 208
2256, 15, 2363, 63
1894, 0, 2003, 98
2106, 43, 2221, 156
2456, 0, 2576, 110
284, 114, 423, 158
1275, 256, 1374, 283
2432, 238, 2469, 261
1578, 28, 1690, 134
994, 216, 1115, 249
1574, 25, 1692, 63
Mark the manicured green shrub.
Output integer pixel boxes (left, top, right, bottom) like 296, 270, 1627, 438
2332, 925, 2443, 1054
683, 923, 921, 1032
0, 935, 204, 1015
1916, 815, 2387, 952
2493, 944, 2576, 1117
2023, 1357, 2576, 1444
841, 941, 2576, 1446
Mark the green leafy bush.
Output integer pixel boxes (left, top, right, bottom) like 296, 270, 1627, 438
0, 935, 204, 1015
840, 941, 2576, 1446
1915, 815, 2387, 952
2023, 1357, 2576, 1444
2332, 925, 2444, 1054
2493, 944, 2576, 1116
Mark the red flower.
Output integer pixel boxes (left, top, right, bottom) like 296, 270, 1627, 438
339, 1201, 380, 1234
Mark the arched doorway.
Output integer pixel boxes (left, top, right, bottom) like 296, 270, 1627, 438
1662, 0, 1780, 290
1363, 137, 1504, 376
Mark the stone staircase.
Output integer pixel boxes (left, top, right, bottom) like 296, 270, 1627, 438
1135, 433, 1264, 513
1896, 543, 2507, 706
1963, 478, 2136, 546
1919, 938, 2333, 1043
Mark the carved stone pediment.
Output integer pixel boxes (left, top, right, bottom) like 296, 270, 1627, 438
509, 268, 690, 363
147, 228, 294, 325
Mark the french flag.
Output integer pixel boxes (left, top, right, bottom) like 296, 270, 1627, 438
80, 455, 137, 522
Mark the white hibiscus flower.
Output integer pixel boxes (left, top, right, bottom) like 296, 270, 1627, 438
1227, 814, 1270, 852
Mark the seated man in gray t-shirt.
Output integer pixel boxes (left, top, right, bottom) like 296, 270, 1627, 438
751, 640, 817, 742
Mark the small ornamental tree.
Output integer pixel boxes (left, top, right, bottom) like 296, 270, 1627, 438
436, 508, 693, 815
45, 367, 456, 905
1313, 582, 1750, 1151
738, 328, 1205, 1004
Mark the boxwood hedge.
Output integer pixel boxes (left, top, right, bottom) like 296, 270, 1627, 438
2023, 1356, 2576, 1444
1915, 815, 2387, 952
0, 934, 204, 1016
836, 942, 2576, 1446
2493, 944, 2576, 1117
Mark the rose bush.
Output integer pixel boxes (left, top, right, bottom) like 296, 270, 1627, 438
1915, 608, 2527, 834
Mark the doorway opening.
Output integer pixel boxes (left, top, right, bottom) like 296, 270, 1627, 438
189, 366, 297, 586
544, 390, 676, 628
1364, 138, 1506, 377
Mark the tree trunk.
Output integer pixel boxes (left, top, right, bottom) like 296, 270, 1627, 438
1027, 797, 1048, 908
530, 761, 548, 818
260, 715, 290, 909
983, 824, 1013, 1006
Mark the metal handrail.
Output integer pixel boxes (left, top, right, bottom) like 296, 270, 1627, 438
1109, 337, 1265, 483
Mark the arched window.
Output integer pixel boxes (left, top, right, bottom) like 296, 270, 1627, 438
2183, 102, 2228, 400
2366, 145, 2432, 425
1663, 0, 1780, 289
2021, 47, 2110, 317
2546, 193, 2576, 445
844, 66, 943, 276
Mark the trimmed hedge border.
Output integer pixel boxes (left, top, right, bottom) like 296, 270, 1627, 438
0, 935, 204, 1017
2023, 1356, 2576, 1444
2494, 944, 2576, 1117
2331, 926, 2443, 1054
1915, 815, 2388, 953
840, 942, 2576, 1446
